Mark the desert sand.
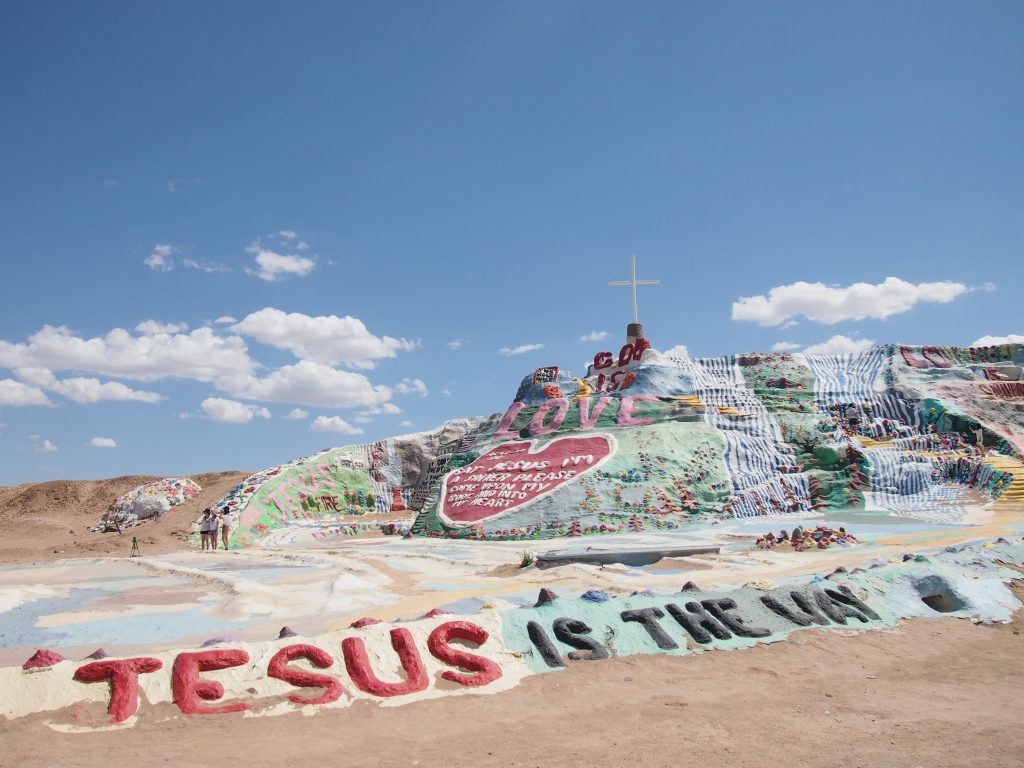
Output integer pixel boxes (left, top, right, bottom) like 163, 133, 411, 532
2, 478, 1023, 768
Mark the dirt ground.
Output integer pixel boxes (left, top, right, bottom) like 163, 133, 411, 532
0, 471, 249, 563
2, 610, 1022, 768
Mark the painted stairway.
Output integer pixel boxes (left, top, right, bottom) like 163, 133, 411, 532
985, 454, 1024, 502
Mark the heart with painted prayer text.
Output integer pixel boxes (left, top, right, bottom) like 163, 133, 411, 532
439, 434, 615, 525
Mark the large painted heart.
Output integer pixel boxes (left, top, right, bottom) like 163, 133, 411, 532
438, 433, 616, 525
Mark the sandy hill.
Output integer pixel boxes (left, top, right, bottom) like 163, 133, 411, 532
0, 470, 250, 563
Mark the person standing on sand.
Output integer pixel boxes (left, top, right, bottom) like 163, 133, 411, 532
196, 509, 206, 550
198, 508, 214, 551
207, 508, 220, 552
219, 506, 231, 550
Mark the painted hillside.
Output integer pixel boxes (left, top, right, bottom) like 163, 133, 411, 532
217, 340, 1024, 545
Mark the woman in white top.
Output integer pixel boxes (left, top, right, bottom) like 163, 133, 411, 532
218, 507, 231, 550
207, 510, 220, 551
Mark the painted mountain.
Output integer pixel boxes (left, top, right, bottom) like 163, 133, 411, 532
218, 341, 1024, 545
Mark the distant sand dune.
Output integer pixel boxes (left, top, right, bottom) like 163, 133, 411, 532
0, 471, 250, 563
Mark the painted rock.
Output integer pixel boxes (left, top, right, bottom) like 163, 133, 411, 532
23, 649, 65, 670
535, 588, 559, 605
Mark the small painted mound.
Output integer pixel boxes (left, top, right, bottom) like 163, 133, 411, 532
215, 419, 481, 547
93, 478, 202, 532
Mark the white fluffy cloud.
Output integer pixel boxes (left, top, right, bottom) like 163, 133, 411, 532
310, 415, 363, 435
394, 378, 427, 396
732, 277, 969, 327
661, 344, 689, 359
218, 360, 392, 409
231, 308, 416, 369
0, 379, 52, 406
11, 368, 162, 404
248, 249, 315, 281
771, 341, 802, 352
50, 378, 164, 403
447, 339, 463, 350
214, 316, 237, 325
12, 367, 55, 387
135, 320, 188, 335
90, 437, 117, 448
0, 325, 256, 383
10, 365, 162, 404
245, 235, 316, 281
971, 334, 1024, 346
399, 419, 413, 428
144, 244, 175, 272
580, 331, 609, 342
287, 408, 309, 420
201, 397, 271, 423
0, 314, 415, 414
499, 343, 544, 357
802, 335, 877, 355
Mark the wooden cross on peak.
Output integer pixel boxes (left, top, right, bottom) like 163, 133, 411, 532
608, 254, 659, 324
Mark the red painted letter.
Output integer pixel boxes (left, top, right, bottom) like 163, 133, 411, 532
341, 628, 429, 697
578, 396, 613, 429
267, 644, 342, 705
73, 657, 163, 723
528, 398, 568, 436
618, 343, 635, 367
921, 346, 952, 368
900, 346, 930, 369
493, 402, 526, 439
171, 650, 250, 715
427, 621, 502, 687
593, 352, 613, 370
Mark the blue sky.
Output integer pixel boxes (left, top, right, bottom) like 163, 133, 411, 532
1, 1, 1021, 484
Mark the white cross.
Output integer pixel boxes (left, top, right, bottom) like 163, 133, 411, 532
608, 254, 659, 324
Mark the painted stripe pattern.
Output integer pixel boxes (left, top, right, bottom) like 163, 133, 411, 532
686, 356, 810, 518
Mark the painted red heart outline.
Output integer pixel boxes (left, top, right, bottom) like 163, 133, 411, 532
438, 433, 617, 526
